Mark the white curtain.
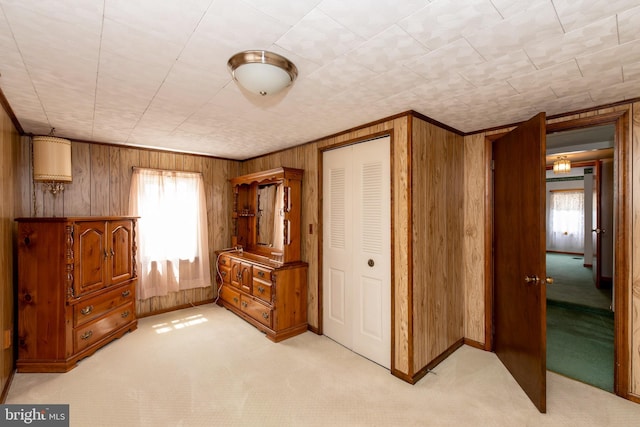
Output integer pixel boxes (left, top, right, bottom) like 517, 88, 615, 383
548, 190, 585, 253
129, 168, 211, 299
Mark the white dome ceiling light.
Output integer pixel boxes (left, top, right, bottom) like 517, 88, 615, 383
227, 50, 298, 96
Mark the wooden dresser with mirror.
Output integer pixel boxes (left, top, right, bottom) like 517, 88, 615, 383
216, 167, 308, 342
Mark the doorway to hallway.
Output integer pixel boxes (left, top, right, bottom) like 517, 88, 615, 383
545, 125, 615, 392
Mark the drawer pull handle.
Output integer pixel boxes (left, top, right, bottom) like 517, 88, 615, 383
233, 297, 239, 303
258, 286, 265, 294
80, 305, 93, 315
81, 330, 93, 340
121, 310, 130, 318
262, 312, 269, 319
221, 271, 227, 277
121, 290, 131, 298
258, 271, 265, 278
241, 301, 248, 308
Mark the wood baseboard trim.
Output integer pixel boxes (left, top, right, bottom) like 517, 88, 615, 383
625, 393, 640, 404
307, 325, 320, 335
463, 338, 486, 350
391, 369, 414, 383
0, 368, 15, 403
137, 298, 215, 318
393, 338, 465, 385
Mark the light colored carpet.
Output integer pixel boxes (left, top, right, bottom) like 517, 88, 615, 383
6, 304, 640, 426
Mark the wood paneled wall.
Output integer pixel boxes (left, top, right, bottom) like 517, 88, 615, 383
411, 117, 465, 373
241, 116, 413, 375
462, 133, 488, 345
242, 113, 464, 381
14, 140, 240, 317
0, 103, 19, 400
462, 102, 640, 400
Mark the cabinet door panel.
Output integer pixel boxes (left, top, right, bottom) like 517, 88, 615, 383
240, 263, 252, 293
75, 221, 107, 296
108, 220, 134, 284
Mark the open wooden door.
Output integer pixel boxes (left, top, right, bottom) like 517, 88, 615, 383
493, 112, 547, 412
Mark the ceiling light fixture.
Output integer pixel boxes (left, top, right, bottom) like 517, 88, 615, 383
553, 156, 571, 174
227, 50, 298, 96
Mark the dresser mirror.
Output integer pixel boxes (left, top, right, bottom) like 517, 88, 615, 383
230, 167, 303, 264
256, 183, 283, 249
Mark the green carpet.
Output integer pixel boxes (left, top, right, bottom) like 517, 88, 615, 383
546, 253, 612, 310
547, 301, 614, 392
545, 253, 614, 393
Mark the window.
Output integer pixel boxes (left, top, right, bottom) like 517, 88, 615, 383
129, 168, 211, 299
548, 189, 585, 253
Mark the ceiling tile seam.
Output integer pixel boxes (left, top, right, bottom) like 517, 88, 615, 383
162, 0, 224, 136
521, 47, 541, 72
401, 25, 434, 55
239, 0, 296, 31
91, 1, 106, 140
0, 2, 49, 130
166, 84, 231, 138
549, 0, 567, 34
301, 7, 367, 56
124, 0, 218, 144
463, 35, 489, 63
488, 0, 506, 20
455, 69, 478, 90
573, 57, 585, 80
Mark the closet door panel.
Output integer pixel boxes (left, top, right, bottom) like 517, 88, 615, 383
352, 138, 391, 369
323, 136, 391, 369
323, 149, 352, 347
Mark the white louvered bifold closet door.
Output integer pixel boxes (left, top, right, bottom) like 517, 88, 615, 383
322, 136, 391, 369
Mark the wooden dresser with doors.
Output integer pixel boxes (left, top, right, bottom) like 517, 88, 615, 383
15, 217, 138, 372
216, 167, 308, 342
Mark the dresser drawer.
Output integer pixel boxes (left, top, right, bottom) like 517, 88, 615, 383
74, 282, 135, 327
252, 265, 272, 282
240, 296, 272, 328
218, 254, 231, 267
217, 265, 231, 285
74, 301, 135, 353
251, 278, 272, 303
220, 285, 241, 309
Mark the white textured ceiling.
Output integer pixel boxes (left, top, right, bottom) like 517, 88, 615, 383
0, 0, 639, 160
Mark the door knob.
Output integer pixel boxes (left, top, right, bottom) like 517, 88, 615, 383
367, 259, 374, 267
592, 228, 605, 234
545, 277, 554, 285
524, 275, 540, 284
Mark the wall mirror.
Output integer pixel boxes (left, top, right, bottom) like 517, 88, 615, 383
256, 183, 284, 250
